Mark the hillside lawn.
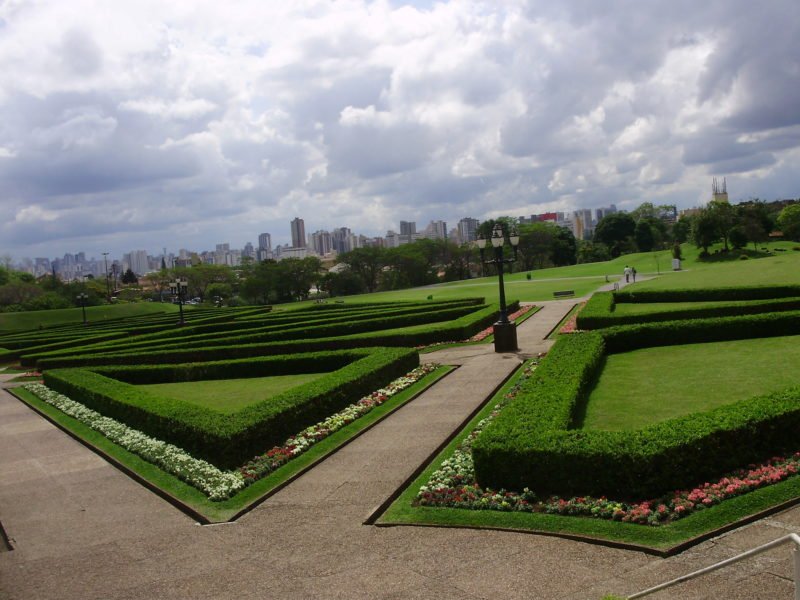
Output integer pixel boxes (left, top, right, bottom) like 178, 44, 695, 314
581, 334, 800, 431
139, 373, 329, 413
0, 302, 183, 333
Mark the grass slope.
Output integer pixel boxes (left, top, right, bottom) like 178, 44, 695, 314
582, 334, 800, 430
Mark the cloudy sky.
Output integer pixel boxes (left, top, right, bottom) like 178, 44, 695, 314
1, 0, 799, 260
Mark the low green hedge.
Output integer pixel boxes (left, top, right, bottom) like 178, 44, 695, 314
44, 347, 418, 469
577, 292, 800, 329
32, 302, 513, 369
473, 318, 800, 499
616, 284, 800, 303
602, 310, 800, 353
23, 299, 486, 365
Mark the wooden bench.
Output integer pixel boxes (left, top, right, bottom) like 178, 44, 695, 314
553, 290, 575, 299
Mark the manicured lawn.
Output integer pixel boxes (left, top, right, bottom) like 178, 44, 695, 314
611, 298, 777, 316
582, 334, 800, 431
139, 373, 329, 412
0, 302, 182, 332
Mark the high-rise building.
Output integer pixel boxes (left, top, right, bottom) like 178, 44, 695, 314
423, 220, 447, 240
243, 242, 256, 260
712, 177, 729, 203
128, 250, 149, 275
290, 218, 306, 248
311, 230, 332, 255
331, 227, 352, 253
457, 218, 480, 244
595, 205, 617, 222
400, 221, 416, 236
258, 233, 272, 251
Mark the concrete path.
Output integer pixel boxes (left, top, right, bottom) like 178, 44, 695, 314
1, 300, 798, 599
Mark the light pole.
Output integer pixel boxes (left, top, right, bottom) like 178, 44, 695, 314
102, 252, 111, 302
76, 292, 88, 325
476, 223, 520, 352
170, 276, 188, 325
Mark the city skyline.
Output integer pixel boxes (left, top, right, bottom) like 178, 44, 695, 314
1, 1, 799, 260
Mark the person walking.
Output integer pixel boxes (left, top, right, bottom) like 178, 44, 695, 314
632, 267, 637, 283
624, 265, 630, 283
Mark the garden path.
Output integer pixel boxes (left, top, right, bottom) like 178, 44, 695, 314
1, 290, 798, 599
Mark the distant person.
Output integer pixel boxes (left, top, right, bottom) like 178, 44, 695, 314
624, 265, 631, 283
632, 267, 637, 283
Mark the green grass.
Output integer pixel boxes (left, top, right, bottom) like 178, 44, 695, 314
582, 334, 800, 431
12, 365, 453, 522
379, 360, 800, 552
0, 302, 182, 332
611, 298, 775, 316
139, 373, 329, 412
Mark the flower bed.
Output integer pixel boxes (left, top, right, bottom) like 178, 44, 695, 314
415, 361, 800, 526
558, 303, 584, 334
24, 363, 438, 501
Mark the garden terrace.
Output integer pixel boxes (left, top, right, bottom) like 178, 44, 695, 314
43, 347, 419, 470
28, 299, 510, 369
472, 312, 800, 500
576, 284, 800, 329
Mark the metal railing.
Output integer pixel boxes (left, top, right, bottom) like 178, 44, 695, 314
628, 533, 800, 599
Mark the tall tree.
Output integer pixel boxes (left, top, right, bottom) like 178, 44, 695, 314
777, 204, 800, 241
691, 209, 720, 255
338, 247, 385, 293
593, 213, 636, 257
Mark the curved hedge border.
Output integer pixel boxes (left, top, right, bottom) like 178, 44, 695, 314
43, 347, 418, 470
472, 314, 800, 499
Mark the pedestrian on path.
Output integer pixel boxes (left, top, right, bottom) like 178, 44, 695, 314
624, 265, 631, 283
632, 267, 637, 283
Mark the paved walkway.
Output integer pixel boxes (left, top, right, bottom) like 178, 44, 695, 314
1, 296, 799, 599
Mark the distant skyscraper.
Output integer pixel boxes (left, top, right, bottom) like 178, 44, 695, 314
331, 227, 352, 253
311, 230, 332, 255
290, 218, 306, 248
595, 205, 617, 222
129, 250, 149, 275
423, 220, 447, 240
400, 221, 416, 236
457, 218, 480, 243
258, 233, 272, 251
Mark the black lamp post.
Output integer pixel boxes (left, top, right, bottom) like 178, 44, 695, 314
76, 292, 88, 325
476, 223, 520, 352
102, 252, 111, 302
170, 276, 188, 325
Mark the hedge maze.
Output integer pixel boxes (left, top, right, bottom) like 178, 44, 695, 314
4, 298, 504, 511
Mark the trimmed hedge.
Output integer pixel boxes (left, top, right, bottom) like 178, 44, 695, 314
43, 347, 418, 469
32, 302, 515, 369
615, 284, 800, 303
22, 299, 487, 364
577, 292, 800, 330
473, 318, 800, 499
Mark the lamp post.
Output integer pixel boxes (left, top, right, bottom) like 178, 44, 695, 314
476, 223, 520, 352
102, 252, 111, 302
76, 292, 88, 325
170, 276, 188, 325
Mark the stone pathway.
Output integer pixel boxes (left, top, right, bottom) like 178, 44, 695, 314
1, 297, 798, 599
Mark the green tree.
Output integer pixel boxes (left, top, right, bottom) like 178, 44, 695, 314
517, 222, 556, 270
691, 209, 720, 255
672, 218, 692, 244
576, 240, 611, 264
634, 221, 655, 252
121, 268, 138, 285
738, 202, 771, 250
706, 200, 737, 251
728, 226, 748, 250
777, 204, 800, 241
552, 226, 577, 266
338, 247, 385, 293
594, 213, 636, 257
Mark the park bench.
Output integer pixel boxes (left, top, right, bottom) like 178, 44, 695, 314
553, 290, 574, 299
